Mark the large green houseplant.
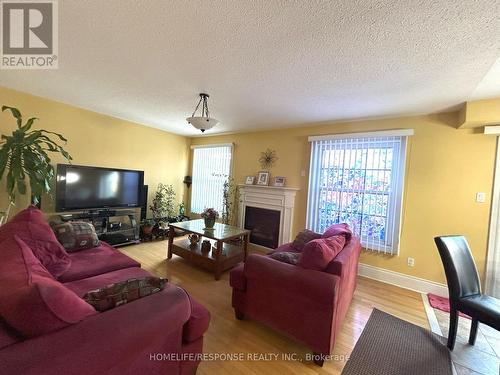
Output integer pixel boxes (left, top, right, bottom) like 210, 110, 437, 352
0, 106, 72, 219
149, 183, 176, 222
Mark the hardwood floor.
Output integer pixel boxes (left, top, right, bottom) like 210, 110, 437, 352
119, 240, 429, 374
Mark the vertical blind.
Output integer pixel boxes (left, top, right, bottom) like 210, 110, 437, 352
306, 130, 413, 255
190, 144, 233, 214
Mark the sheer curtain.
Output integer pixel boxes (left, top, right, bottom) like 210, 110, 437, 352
306, 129, 413, 255
190, 144, 232, 214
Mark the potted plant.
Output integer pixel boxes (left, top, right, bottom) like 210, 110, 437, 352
140, 218, 155, 233
201, 208, 219, 230
140, 218, 155, 241
221, 177, 239, 225
149, 183, 176, 224
0, 106, 72, 219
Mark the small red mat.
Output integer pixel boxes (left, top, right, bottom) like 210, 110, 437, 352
428, 293, 471, 319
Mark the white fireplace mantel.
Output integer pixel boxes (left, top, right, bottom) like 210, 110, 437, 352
237, 184, 299, 248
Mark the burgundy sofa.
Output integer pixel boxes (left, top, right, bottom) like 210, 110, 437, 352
229, 236, 361, 365
0, 206, 210, 375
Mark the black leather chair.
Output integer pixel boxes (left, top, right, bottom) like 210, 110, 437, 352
434, 235, 500, 350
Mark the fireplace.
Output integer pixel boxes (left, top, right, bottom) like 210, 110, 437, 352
237, 184, 299, 249
244, 206, 280, 249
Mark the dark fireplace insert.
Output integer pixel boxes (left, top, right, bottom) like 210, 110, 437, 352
244, 206, 280, 249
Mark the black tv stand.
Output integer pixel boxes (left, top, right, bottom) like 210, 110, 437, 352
59, 209, 140, 247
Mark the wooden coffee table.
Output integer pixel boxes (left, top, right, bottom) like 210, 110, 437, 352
167, 219, 250, 280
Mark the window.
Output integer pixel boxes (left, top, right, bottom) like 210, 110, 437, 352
306, 130, 413, 254
190, 144, 232, 214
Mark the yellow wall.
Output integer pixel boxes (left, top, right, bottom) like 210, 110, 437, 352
190, 114, 497, 284
0, 86, 190, 217
1, 84, 496, 285
459, 98, 500, 128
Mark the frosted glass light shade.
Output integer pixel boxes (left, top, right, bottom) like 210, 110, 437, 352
186, 116, 219, 132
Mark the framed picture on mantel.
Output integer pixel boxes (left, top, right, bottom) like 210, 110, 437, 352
274, 176, 286, 187
245, 176, 255, 185
257, 171, 269, 186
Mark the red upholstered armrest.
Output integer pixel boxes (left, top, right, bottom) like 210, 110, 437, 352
230, 264, 246, 291
0, 286, 192, 375
183, 294, 210, 343
244, 254, 340, 305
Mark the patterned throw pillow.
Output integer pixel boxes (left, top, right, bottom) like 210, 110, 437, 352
291, 229, 322, 251
83, 277, 167, 312
269, 251, 300, 265
51, 221, 100, 252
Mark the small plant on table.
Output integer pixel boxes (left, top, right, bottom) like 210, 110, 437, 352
201, 208, 219, 230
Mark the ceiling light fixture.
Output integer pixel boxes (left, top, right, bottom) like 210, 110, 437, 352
186, 93, 219, 133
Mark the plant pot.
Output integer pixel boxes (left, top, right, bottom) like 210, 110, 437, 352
204, 217, 215, 229
141, 225, 154, 235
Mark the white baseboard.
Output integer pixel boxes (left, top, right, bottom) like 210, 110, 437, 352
358, 263, 448, 297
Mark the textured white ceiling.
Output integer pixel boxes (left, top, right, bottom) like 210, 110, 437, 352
1, 0, 500, 135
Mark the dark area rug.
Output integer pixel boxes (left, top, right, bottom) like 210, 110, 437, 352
342, 308, 452, 375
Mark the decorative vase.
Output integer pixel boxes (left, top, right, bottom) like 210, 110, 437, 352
188, 234, 200, 245
204, 217, 215, 229
201, 240, 211, 253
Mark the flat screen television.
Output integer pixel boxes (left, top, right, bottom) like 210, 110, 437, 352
56, 164, 144, 211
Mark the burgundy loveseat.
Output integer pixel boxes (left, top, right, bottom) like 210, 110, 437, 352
229, 234, 361, 365
0, 206, 210, 375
